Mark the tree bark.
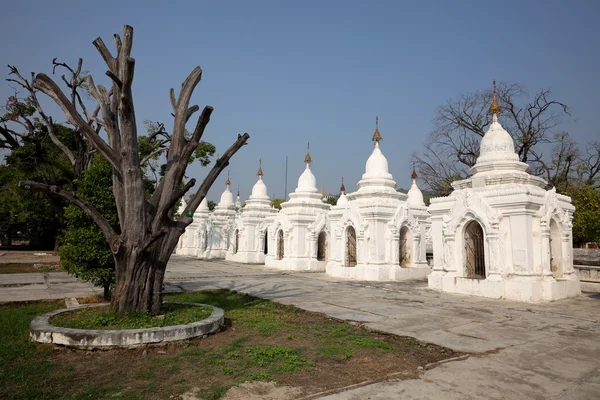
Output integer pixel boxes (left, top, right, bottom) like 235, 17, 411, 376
112, 232, 178, 314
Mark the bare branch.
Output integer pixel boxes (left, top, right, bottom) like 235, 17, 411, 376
182, 133, 250, 223
141, 147, 168, 165
18, 180, 117, 242
33, 73, 120, 170
7, 65, 78, 165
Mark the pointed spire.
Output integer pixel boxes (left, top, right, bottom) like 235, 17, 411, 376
257, 159, 263, 176
321, 184, 327, 196
372, 116, 382, 143
488, 80, 501, 115
340, 177, 346, 193
304, 143, 312, 164
225, 170, 231, 186
411, 162, 418, 180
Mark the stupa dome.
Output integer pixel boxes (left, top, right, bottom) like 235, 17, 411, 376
365, 142, 391, 178
251, 176, 269, 199
477, 114, 518, 163
219, 180, 234, 206
296, 146, 318, 193
297, 165, 317, 192
199, 197, 209, 211
407, 180, 425, 207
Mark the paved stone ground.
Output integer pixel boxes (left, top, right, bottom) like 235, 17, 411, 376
0, 272, 101, 302
1, 256, 599, 399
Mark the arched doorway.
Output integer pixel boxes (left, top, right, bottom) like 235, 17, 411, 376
550, 219, 562, 278
263, 229, 268, 255
233, 229, 239, 254
464, 221, 485, 278
203, 228, 208, 251
399, 226, 410, 267
345, 226, 357, 267
277, 230, 284, 260
317, 231, 328, 261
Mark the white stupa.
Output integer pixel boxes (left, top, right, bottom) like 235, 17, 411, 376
204, 173, 237, 259
266, 145, 331, 271
227, 160, 278, 264
326, 117, 430, 281
428, 81, 579, 302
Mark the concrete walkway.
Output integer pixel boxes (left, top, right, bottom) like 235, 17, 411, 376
0, 272, 101, 302
1, 256, 599, 399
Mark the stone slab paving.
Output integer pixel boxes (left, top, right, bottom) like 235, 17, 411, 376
0, 272, 101, 302
165, 256, 600, 400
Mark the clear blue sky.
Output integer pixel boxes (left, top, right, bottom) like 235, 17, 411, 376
3, 0, 598, 201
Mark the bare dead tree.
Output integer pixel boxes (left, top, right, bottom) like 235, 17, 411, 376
577, 140, 600, 188
18, 25, 249, 314
415, 82, 571, 194
529, 132, 580, 192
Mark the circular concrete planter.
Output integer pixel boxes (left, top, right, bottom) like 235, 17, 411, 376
30, 302, 224, 349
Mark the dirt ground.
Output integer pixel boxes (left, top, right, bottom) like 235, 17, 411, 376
0, 251, 62, 273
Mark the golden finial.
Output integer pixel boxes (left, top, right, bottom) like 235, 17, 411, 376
225, 170, 231, 186
304, 143, 312, 163
321, 184, 327, 196
489, 80, 501, 115
340, 177, 346, 193
411, 162, 417, 180
257, 159, 263, 176
372, 116, 382, 143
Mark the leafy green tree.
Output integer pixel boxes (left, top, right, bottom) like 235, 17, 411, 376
324, 196, 338, 206
271, 198, 284, 210
58, 155, 118, 298
567, 185, 600, 246
0, 118, 77, 248
207, 200, 216, 211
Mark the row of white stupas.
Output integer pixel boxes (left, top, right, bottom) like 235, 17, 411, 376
177, 86, 580, 302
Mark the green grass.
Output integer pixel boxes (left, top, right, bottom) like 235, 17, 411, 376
246, 345, 313, 374
50, 303, 213, 330
0, 301, 67, 399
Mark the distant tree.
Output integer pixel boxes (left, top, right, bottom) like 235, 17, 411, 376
324, 196, 338, 206
58, 156, 117, 299
271, 198, 284, 210
0, 110, 79, 248
140, 120, 216, 189
16, 26, 249, 314
0, 166, 56, 247
207, 200, 216, 211
567, 185, 600, 246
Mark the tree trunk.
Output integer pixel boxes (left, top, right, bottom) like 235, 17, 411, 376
103, 284, 111, 301
111, 234, 179, 314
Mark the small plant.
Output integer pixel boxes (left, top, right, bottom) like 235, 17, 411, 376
246, 345, 312, 374
353, 337, 394, 352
